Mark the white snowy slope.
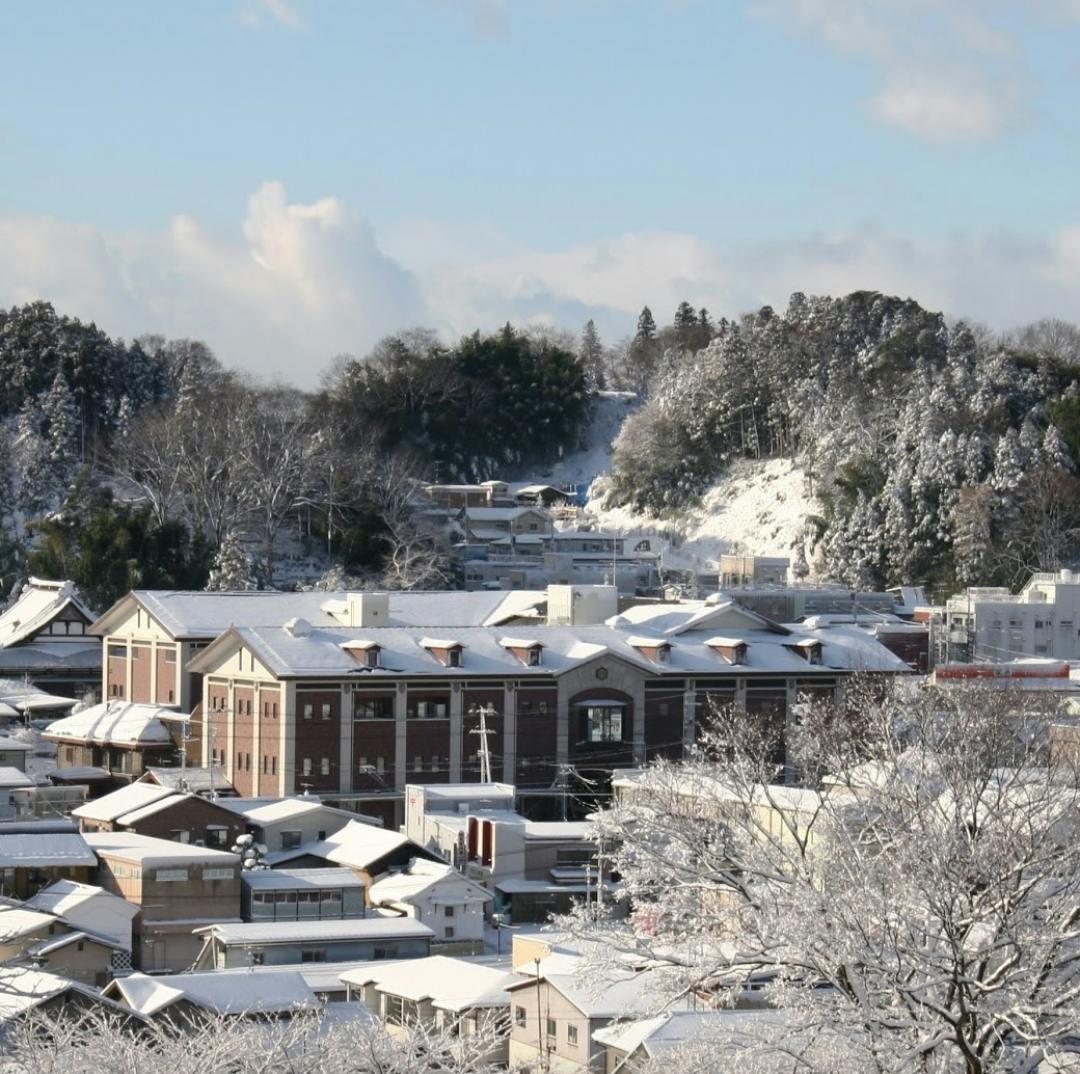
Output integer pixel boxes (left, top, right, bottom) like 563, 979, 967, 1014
587, 457, 820, 573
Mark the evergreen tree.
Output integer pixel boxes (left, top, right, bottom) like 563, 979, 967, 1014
42, 369, 80, 490
12, 397, 51, 516
579, 319, 606, 390
206, 530, 259, 592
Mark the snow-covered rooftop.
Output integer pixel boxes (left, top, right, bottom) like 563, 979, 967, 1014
83, 831, 240, 867
341, 955, 517, 1011
368, 859, 490, 906
242, 867, 365, 891
0, 578, 95, 649
0, 766, 34, 789
26, 880, 139, 949
72, 782, 177, 823
109, 969, 316, 1017
305, 819, 420, 870
199, 917, 433, 946
95, 588, 547, 639
43, 701, 184, 746
0, 831, 96, 868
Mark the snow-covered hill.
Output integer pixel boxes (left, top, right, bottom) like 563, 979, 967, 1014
587, 457, 820, 574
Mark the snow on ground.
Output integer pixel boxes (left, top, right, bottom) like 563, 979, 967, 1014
517, 392, 640, 490
585, 457, 820, 574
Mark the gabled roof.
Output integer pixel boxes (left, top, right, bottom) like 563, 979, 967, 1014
0, 579, 96, 649
27, 880, 139, 949
0, 767, 34, 789
368, 859, 491, 907
107, 969, 317, 1017
508, 959, 658, 1019
72, 782, 177, 823
91, 589, 548, 640
341, 956, 517, 1011
0, 905, 61, 939
305, 820, 427, 871
43, 701, 184, 746
0, 966, 132, 1023
83, 832, 239, 868
0, 831, 96, 869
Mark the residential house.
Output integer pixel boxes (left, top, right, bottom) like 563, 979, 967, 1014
104, 968, 320, 1023
72, 782, 246, 847
0, 678, 78, 727
0, 903, 127, 988
367, 858, 491, 953
593, 1008, 792, 1072
274, 819, 442, 888
184, 587, 906, 826
27, 879, 140, 953
217, 796, 368, 859
0, 735, 34, 771
43, 701, 190, 786
241, 867, 366, 922
0, 966, 141, 1031
0, 819, 96, 899
0, 768, 35, 819
84, 831, 241, 972
343, 955, 517, 1062
192, 917, 433, 969
507, 956, 659, 1074
0, 578, 99, 699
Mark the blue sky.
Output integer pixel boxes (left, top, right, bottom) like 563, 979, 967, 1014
2, 1, 1079, 384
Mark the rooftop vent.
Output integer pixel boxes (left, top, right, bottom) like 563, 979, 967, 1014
284, 617, 313, 638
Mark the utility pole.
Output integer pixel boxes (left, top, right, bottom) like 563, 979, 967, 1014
534, 957, 546, 1072
469, 704, 496, 784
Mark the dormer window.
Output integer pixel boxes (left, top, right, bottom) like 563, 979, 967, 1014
500, 638, 544, 667
627, 637, 672, 665
341, 640, 382, 669
706, 637, 748, 665
420, 638, 465, 668
789, 639, 824, 665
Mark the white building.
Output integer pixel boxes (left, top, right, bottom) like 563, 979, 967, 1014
367, 858, 491, 952
945, 570, 1080, 663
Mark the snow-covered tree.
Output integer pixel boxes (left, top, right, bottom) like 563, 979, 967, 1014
205, 530, 259, 592
579, 318, 607, 390
571, 678, 1080, 1074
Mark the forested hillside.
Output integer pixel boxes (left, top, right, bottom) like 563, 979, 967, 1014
4, 292, 1079, 607
605, 293, 1080, 592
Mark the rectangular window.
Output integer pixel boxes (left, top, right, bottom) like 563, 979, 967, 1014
445, 926, 454, 938
303, 703, 313, 719
164, 650, 176, 664
514, 1006, 527, 1028
546, 1018, 557, 1040
203, 867, 234, 881
281, 831, 302, 849
567, 1025, 578, 1046
355, 697, 394, 719
585, 705, 623, 743
447, 649, 461, 668
272, 702, 278, 717
272, 756, 277, 776
320, 757, 330, 776
300, 949, 326, 963
302, 758, 312, 776
155, 868, 188, 882
321, 703, 332, 720
375, 756, 385, 773
108, 644, 126, 658
444, 905, 454, 917
246, 753, 251, 771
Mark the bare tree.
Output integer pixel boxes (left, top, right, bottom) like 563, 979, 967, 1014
569, 678, 1080, 1074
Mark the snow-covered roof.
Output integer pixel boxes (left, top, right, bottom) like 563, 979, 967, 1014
27, 880, 139, 949
199, 917, 434, 946
0, 905, 60, 939
83, 831, 240, 867
592, 1008, 792, 1057
141, 765, 234, 794
0, 680, 79, 713
499, 637, 543, 649
0, 579, 95, 649
461, 507, 537, 521
217, 796, 351, 826
189, 608, 905, 683
242, 867, 365, 891
509, 961, 658, 1018
0, 766, 34, 789
93, 589, 548, 639
0, 966, 118, 1022
0, 831, 97, 868
0, 735, 35, 753
341, 956, 517, 1011
305, 819, 419, 871
368, 859, 491, 906
72, 782, 177, 823
109, 969, 316, 1017
43, 701, 183, 746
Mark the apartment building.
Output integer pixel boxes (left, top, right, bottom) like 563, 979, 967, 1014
944, 569, 1080, 663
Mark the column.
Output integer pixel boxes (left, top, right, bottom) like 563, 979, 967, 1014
394, 685, 408, 791
502, 684, 516, 784
339, 684, 353, 793
682, 680, 697, 759
449, 684, 463, 781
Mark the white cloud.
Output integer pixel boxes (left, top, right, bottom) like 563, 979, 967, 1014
239, 0, 302, 29
2, 184, 1080, 385
756, 0, 1029, 142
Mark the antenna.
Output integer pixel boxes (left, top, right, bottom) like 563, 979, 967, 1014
468, 704, 496, 784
